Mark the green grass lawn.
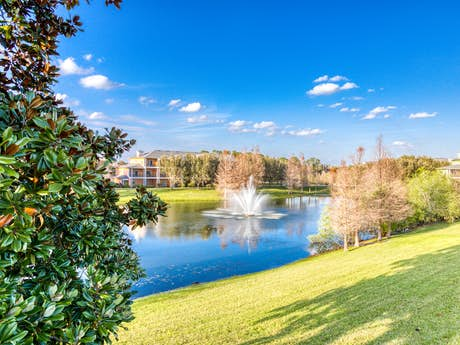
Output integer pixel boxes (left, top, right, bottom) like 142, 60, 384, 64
116, 185, 329, 204
115, 223, 460, 345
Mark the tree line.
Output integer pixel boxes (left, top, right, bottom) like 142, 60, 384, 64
309, 137, 455, 252
159, 149, 330, 189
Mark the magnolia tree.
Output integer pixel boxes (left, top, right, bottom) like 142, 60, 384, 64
0, 1, 166, 344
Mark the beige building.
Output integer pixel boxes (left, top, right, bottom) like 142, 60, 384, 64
439, 154, 460, 180
111, 150, 188, 187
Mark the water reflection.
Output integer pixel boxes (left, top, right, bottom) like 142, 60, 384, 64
129, 196, 329, 297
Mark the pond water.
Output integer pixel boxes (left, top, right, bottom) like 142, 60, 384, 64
130, 196, 329, 298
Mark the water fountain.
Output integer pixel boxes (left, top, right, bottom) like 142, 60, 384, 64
202, 176, 286, 219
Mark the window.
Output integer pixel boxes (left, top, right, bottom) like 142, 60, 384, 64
147, 171, 151, 177
134, 171, 138, 177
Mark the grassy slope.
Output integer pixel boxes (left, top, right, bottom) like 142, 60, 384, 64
116, 223, 460, 345
116, 186, 329, 204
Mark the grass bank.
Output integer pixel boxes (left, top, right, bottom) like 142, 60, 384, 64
116, 222, 460, 344
116, 185, 329, 204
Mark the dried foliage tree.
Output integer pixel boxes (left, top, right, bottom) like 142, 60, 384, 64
329, 148, 369, 249
216, 150, 238, 197
234, 149, 265, 187
0, 1, 167, 344
364, 137, 412, 240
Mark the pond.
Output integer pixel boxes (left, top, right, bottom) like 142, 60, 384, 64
130, 196, 329, 298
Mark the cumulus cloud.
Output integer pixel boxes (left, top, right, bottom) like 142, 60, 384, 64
253, 121, 276, 129
392, 140, 413, 149
339, 107, 360, 112
179, 102, 201, 113
307, 82, 358, 96
362, 106, 396, 120
105, 98, 114, 104
58, 57, 94, 75
89, 111, 106, 120
55, 93, 80, 107
340, 82, 358, 90
285, 128, 323, 137
313, 75, 348, 83
329, 75, 349, 82
253, 121, 277, 136
307, 83, 341, 96
409, 112, 438, 119
138, 96, 156, 106
83, 54, 93, 61
79, 74, 123, 90
168, 99, 181, 107
228, 120, 254, 133
329, 102, 343, 108
55, 93, 68, 102
313, 75, 329, 83
187, 115, 209, 123
368, 88, 375, 93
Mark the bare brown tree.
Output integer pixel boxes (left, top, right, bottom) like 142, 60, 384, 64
364, 136, 412, 240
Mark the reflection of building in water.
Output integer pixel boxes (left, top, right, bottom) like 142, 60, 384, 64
284, 196, 329, 209
217, 218, 262, 252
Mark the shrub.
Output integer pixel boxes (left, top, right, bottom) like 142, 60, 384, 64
308, 207, 342, 254
407, 170, 460, 223
0, 1, 166, 344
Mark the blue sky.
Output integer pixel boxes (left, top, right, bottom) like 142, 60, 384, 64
55, 0, 460, 163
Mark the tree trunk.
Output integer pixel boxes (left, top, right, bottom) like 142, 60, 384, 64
386, 225, 392, 239
354, 230, 360, 247
343, 234, 348, 251
377, 224, 382, 241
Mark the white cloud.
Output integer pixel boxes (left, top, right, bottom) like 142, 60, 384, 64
340, 82, 358, 90
339, 107, 360, 112
228, 120, 253, 132
307, 82, 358, 96
313, 75, 348, 83
285, 128, 323, 137
79, 74, 123, 90
383, 114, 391, 119
58, 57, 94, 75
89, 111, 106, 120
313, 75, 329, 83
83, 54, 93, 61
253, 121, 277, 136
179, 102, 201, 113
368, 88, 375, 93
307, 83, 341, 96
56, 93, 68, 102
392, 141, 413, 148
105, 98, 114, 104
409, 112, 438, 119
187, 115, 209, 123
55, 93, 80, 107
363, 106, 396, 120
330, 102, 343, 108
316, 104, 325, 108
349, 96, 365, 101
253, 121, 276, 129
329, 75, 348, 82
138, 96, 156, 106
168, 99, 181, 107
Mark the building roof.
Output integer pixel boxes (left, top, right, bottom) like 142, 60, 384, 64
141, 150, 197, 158
439, 164, 460, 170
